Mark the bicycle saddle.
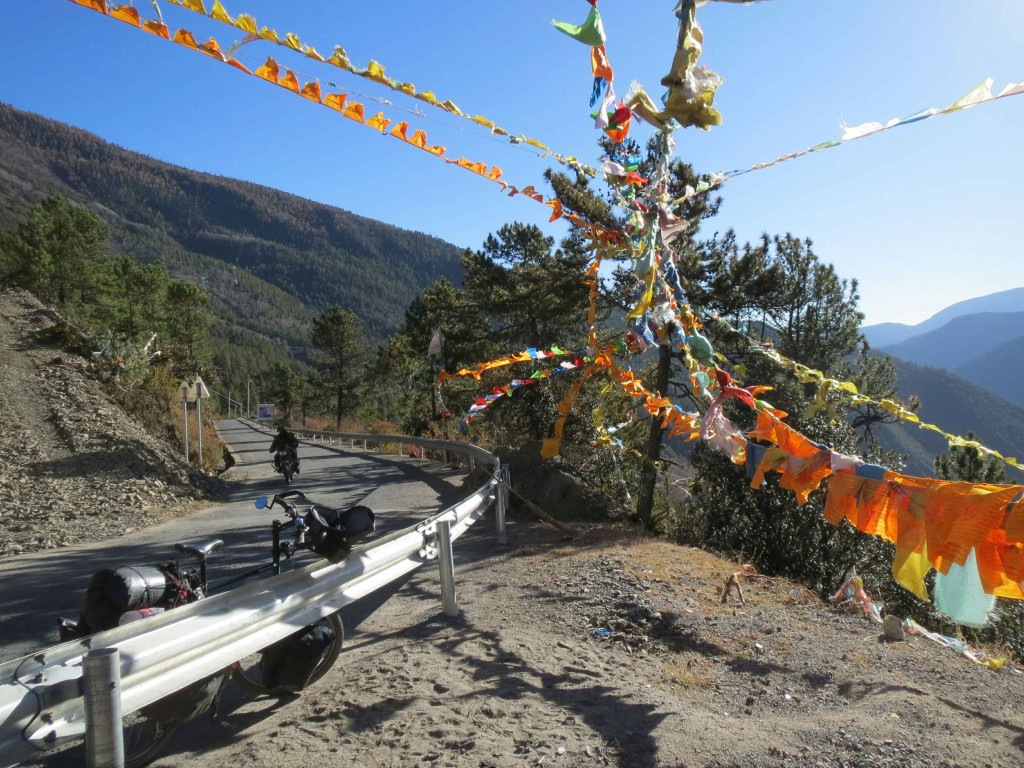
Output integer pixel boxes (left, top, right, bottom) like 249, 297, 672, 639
175, 539, 225, 560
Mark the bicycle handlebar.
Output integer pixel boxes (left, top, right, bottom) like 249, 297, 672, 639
258, 491, 313, 520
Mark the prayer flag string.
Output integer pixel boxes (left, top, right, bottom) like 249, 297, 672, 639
162, 0, 599, 178
68, 1, 625, 245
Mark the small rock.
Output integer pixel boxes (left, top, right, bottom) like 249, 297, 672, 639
882, 615, 905, 642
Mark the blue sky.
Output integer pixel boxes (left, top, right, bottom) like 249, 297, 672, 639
1, 1, 1022, 327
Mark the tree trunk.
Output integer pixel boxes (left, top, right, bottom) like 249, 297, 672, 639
636, 342, 673, 530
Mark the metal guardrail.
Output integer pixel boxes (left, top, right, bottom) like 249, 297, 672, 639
0, 424, 505, 767
248, 418, 495, 470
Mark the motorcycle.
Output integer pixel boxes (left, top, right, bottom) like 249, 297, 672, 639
273, 445, 300, 483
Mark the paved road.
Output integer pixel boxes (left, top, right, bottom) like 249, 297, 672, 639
0, 419, 472, 663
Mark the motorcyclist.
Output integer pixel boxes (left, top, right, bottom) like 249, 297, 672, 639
269, 426, 300, 474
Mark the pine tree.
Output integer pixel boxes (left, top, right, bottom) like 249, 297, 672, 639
934, 433, 1006, 484
310, 306, 367, 428
2, 195, 114, 320
164, 279, 213, 377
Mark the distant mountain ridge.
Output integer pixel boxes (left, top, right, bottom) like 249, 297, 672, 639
878, 311, 1024, 370
862, 286, 1024, 347
0, 101, 465, 381
860, 286, 1024, 413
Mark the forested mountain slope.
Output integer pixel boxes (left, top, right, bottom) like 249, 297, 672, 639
0, 102, 464, 351
872, 356, 1024, 477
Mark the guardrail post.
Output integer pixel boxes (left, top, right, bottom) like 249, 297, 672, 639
495, 463, 508, 545
442, 449, 448, 466
84, 647, 124, 768
469, 456, 476, 472
398, 442, 403, 457
437, 521, 458, 617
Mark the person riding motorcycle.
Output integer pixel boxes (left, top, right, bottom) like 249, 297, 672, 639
269, 426, 300, 474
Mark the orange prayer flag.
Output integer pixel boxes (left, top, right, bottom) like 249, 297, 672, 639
975, 529, 1024, 599
424, 144, 446, 156
486, 165, 503, 181
143, 20, 171, 39
591, 45, 614, 81
932, 484, 1022, 572
408, 129, 428, 148
199, 38, 226, 61
324, 93, 348, 112
226, 58, 252, 75
70, 0, 108, 12
300, 81, 323, 103
343, 101, 365, 122
389, 121, 410, 140
255, 57, 280, 83
365, 112, 391, 132
279, 70, 300, 93
173, 29, 202, 51
110, 5, 141, 26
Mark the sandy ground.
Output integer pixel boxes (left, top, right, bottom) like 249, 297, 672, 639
35, 515, 1024, 768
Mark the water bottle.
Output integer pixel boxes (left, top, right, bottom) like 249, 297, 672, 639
118, 606, 167, 625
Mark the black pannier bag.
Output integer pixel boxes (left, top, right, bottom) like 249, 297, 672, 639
305, 504, 375, 562
80, 565, 174, 633
142, 672, 228, 723
259, 618, 336, 692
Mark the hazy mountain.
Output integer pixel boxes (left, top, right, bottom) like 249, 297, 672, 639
862, 288, 1024, 412
954, 335, 1024, 412
878, 311, 1024, 370
862, 286, 1024, 347
0, 101, 465, 357
860, 321, 916, 348
872, 356, 1024, 477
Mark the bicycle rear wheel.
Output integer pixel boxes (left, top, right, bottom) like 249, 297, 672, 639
123, 710, 178, 768
233, 612, 343, 694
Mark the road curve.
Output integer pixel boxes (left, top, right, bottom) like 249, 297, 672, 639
0, 419, 469, 663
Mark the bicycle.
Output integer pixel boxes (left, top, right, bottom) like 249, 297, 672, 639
57, 489, 375, 768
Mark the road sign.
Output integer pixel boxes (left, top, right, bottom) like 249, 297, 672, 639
256, 403, 276, 421
193, 376, 211, 399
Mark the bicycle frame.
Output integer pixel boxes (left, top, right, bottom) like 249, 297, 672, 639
204, 518, 295, 594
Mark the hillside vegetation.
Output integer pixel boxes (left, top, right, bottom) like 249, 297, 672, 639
0, 101, 464, 369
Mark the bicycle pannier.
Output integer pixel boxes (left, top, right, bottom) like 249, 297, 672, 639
80, 565, 173, 632
142, 672, 228, 722
259, 618, 337, 691
306, 505, 375, 562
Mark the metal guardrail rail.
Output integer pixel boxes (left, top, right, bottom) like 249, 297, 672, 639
0, 423, 505, 767
249, 419, 495, 469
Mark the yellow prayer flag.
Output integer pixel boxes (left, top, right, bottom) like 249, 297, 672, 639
210, 1, 232, 23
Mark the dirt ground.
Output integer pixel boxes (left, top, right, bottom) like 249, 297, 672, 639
45, 518, 1019, 768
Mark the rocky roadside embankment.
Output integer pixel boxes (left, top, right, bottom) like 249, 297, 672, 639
0, 288, 218, 557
